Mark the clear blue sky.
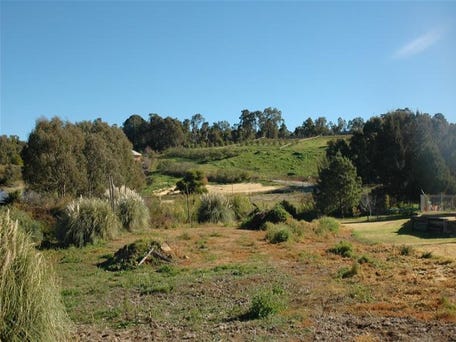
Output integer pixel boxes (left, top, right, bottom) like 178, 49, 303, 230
1, 1, 455, 140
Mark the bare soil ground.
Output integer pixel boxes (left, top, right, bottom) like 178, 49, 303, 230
60, 222, 456, 341
155, 182, 285, 197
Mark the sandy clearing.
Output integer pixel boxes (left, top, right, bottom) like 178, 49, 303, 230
154, 182, 284, 196
206, 183, 282, 194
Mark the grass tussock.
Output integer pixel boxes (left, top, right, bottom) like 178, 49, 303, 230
107, 186, 150, 231
58, 197, 121, 247
314, 216, 340, 235
265, 223, 291, 244
197, 193, 235, 224
0, 210, 72, 341
328, 241, 354, 258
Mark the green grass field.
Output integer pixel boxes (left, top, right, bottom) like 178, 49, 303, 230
145, 136, 340, 193
346, 219, 456, 258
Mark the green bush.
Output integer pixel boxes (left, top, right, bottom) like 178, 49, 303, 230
57, 197, 121, 247
265, 223, 291, 244
197, 193, 234, 224
247, 286, 287, 319
207, 169, 252, 184
265, 204, 290, 224
99, 239, 163, 271
0, 206, 44, 244
315, 216, 340, 235
241, 204, 290, 230
230, 195, 253, 220
280, 200, 298, 218
328, 241, 353, 258
0, 210, 72, 341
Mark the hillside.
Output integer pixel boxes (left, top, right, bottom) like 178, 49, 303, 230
146, 136, 339, 194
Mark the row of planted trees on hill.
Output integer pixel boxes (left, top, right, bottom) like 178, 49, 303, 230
122, 108, 366, 152
324, 109, 456, 204
22, 117, 144, 197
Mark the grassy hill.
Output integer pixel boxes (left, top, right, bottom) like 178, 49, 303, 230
146, 136, 339, 193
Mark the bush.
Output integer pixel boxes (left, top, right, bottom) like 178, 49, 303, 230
230, 195, 253, 220
58, 197, 121, 247
315, 216, 340, 235
265, 204, 290, 224
399, 245, 413, 256
280, 200, 298, 218
247, 286, 287, 319
99, 239, 163, 271
207, 169, 252, 184
265, 223, 291, 244
241, 204, 290, 230
0, 210, 72, 341
328, 241, 353, 258
106, 186, 150, 231
197, 193, 234, 224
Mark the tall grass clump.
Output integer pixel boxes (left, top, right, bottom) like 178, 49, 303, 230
265, 223, 291, 244
197, 193, 234, 224
58, 197, 121, 247
0, 206, 44, 244
328, 241, 353, 258
230, 194, 253, 220
314, 216, 340, 235
106, 186, 150, 231
0, 210, 72, 341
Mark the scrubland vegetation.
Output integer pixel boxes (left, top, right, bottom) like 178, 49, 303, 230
1, 110, 456, 340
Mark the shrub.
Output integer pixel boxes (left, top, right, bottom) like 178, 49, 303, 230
328, 241, 353, 258
247, 286, 287, 319
421, 251, 433, 259
0, 210, 72, 341
207, 169, 252, 184
58, 197, 121, 247
280, 200, 298, 218
197, 193, 234, 224
230, 195, 253, 220
265, 223, 291, 244
241, 204, 290, 230
99, 239, 164, 271
399, 245, 413, 256
265, 204, 290, 224
315, 216, 340, 235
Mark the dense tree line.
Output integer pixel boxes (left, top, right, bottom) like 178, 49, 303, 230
0, 135, 24, 165
122, 108, 365, 152
0, 135, 24, 185
326, 109, 456, 201
22, 117, 144, 197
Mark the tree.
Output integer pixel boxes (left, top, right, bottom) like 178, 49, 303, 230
238, 109, 257, 141
22, 118, 88, 197
122, 114, 149, 151
176, 170, 207, 223
22, 117, 144, 197
314, 155, 362, 217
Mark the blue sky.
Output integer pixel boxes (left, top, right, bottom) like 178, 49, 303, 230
1, 1, 455, 140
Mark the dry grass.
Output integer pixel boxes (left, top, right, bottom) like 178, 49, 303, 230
0, 210, 72, 341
